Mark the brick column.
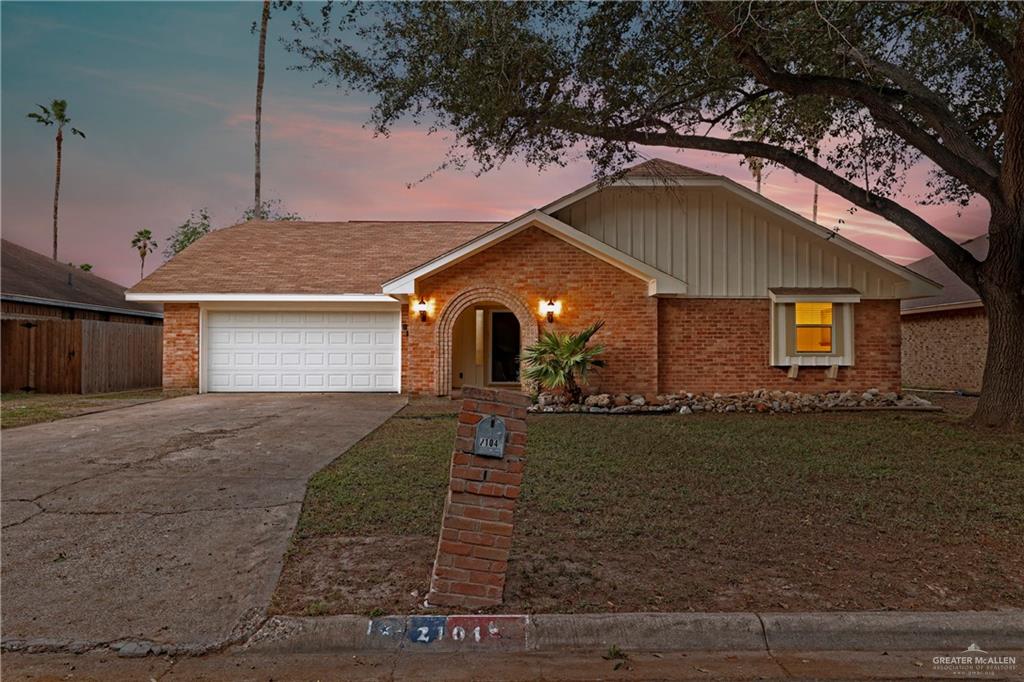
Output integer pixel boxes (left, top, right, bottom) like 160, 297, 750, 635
427, 386, 530, 609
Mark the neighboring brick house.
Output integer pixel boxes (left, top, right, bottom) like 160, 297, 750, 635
127, 159, 940, 396
901, 235, 987, 392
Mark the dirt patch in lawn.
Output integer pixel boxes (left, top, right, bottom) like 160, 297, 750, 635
272, 400, 1024, 615
271, 536, 436, 616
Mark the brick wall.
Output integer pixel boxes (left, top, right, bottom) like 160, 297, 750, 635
658, 298, 902, 393
901, 307, 987, 391
407, 226, 659, 396
162, 302, 199, 390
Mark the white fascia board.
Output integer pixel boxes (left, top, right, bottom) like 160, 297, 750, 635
769, 292, 863, 304
536, 212, 687, 295
381, 209, 687, 296
381, 210, 538, 294
541, 173, 942, 299
901, 299, 983, 315
125, 292, 400, 304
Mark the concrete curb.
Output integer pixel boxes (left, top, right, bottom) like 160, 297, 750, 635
762, 611, 1024, 652
241, 611, 1024, 655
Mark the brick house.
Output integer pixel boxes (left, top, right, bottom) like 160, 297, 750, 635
901, 235, 987, 393
127, 159, 940, 396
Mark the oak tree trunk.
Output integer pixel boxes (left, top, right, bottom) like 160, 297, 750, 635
971, 210, 1024, 431
52, 130, 62, 260
254, 0, 270, 218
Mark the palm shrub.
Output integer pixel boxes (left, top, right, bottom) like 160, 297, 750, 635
522, 321, 606, 404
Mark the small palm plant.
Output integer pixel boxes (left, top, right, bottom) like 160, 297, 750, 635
522, 321, 606, 404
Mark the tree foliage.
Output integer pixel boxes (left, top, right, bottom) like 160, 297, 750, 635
26, 100, 85, 139
287, 1, 1018, 280
164, 209, 213, 260
241, 198, 302, 222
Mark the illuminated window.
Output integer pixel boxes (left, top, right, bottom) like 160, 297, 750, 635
794, 302, 833, 353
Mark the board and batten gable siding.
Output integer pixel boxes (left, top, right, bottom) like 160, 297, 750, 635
552, 187, 906, 299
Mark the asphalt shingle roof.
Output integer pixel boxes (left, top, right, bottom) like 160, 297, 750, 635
2, 239, 161, 316
128, 221, 501, 295
901, 235, 987, 313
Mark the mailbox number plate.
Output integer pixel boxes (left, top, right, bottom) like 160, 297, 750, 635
473, 414, 507, 458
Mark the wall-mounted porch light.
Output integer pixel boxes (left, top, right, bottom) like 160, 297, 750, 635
543, 299, 558, 324
415, 298, 428, 322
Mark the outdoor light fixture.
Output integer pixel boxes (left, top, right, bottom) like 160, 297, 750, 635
544, 299, 557, 324
415, 298, 428, 322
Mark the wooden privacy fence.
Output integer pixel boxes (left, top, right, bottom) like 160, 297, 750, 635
1, 319, 162, 394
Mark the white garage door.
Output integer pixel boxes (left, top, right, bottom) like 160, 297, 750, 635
205, 310, 401, 392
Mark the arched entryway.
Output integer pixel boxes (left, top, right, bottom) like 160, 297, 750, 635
434, 287, 539, 396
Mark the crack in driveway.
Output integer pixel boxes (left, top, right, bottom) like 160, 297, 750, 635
1, 393, 406, 654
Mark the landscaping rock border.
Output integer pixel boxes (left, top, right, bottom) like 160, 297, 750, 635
528, 388, 936, 414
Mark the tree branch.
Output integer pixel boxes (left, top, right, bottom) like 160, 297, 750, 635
704, 7, 1003, 205
566, 121, 982, 289
838, 44, 1001, 176
939, 4, 1020, 79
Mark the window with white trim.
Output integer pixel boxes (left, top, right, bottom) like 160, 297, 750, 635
768, 289, 860, 367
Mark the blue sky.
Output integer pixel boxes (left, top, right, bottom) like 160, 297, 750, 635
2, 2, 988, 286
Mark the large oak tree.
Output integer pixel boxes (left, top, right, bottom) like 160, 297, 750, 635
288, 1, 1024, 429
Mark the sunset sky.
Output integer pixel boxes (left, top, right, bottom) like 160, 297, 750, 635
2, 2, 990, 287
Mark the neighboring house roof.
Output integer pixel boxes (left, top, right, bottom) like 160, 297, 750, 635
128, 221, 499, 297
901, 235, 987, 314
1, 239, 162, 318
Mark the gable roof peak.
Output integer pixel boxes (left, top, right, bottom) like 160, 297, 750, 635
623, 158, 719, 179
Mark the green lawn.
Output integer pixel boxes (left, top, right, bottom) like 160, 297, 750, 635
273, 403, 1024, 616
0, 388, 166, 429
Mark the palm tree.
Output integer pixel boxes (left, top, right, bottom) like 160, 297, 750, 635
27, 100, 85, 260
523, 321, 606, 404
253, 0, 271, 218
131, 228, 158, 280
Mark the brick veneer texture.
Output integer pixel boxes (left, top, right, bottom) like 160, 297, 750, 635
657, 298, 902, 393
901, 307, 987, 391
162, 302, 200, 390
427, 386, 531, 609
406, 226, 658, 396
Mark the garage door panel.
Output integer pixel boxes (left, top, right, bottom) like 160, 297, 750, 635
206, 309, 400, 392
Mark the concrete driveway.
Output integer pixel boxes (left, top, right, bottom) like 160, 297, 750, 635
1, 393, 406, 653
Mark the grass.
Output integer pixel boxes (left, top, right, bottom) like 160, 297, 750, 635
0, 388, 166, 429
274, 402, 1024, 615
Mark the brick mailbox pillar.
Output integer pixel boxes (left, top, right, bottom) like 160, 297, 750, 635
427, 386, 531, 609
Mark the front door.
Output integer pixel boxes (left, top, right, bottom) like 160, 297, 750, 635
490, 311, 520, 383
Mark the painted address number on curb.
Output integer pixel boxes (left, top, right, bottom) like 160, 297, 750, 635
366, 615, 528, 648
446, 615, 526, 644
